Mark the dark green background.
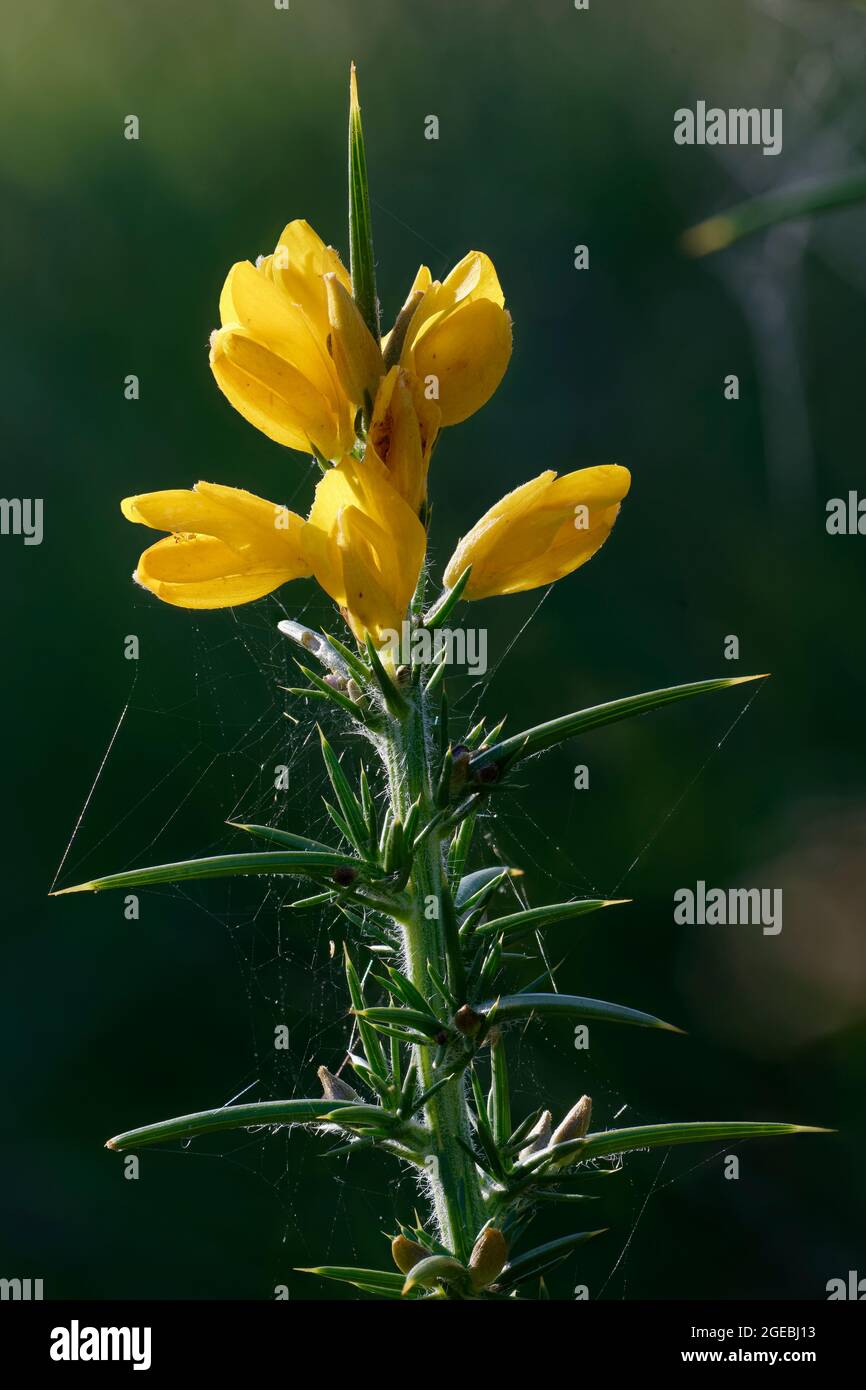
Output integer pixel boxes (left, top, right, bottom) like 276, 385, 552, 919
3, 0, 865, 1299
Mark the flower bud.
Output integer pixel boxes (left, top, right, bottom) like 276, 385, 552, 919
454, 1004, 484, 1036
331, 866, 357, 887
443, 466, 630, 601
449, 744, 471, 796
324, 272, 383, 411
550, 1094, 592, 1147
317, 1065, 360, 1102
518, 1109, 552, 1162
382, 288, 425, 371
390, 1234, 428, 1275
468, 1228, 508, 1290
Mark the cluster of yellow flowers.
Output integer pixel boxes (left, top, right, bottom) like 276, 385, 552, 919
123, 221, 630, 644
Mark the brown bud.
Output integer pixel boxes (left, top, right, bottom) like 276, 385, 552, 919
317, 1065, 360, 1103
518, 1109, 553, 1162
454, 1004, 484, 1036
324, 673, 346, 691
449, 744, 472, 796
550, 1094, 592, 1148
474, 761, 501, 786
391, 1234, 428, 1275
382, 288, 425, 371
332, 866, 357, 887
395, 664, 412, 687
468, 1227, 508, 1289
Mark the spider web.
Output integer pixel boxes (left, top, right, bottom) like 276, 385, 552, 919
50, 572, 766, 1299
48, 0, 834, 1278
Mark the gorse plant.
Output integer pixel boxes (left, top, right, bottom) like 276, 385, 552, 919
55, 69, 824, 1300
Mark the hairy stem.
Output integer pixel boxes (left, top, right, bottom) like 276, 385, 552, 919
380, 686, 486, 1260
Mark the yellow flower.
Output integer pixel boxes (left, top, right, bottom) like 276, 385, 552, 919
122, 461, 424, 644
443, 464, 631, 599
121, 482, 310, 609
302, 455, 426, 646
367, 365, 440, 516
391, 252, 512, 426
209, 220, 381, 460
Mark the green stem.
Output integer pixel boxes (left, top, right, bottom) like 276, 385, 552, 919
380, 690, 486, 1261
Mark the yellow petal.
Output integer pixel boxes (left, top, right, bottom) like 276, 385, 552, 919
122, 481, 311, 609
324, 273, 384, 410
210, 326, 351, 458
270, 219, 351, 341
219, 260, 337, 402
408, 298, 512, 426
444, 465, 630, 599
443, 471, 555, 590
440, 251, 505, 310
402, 252, 505, 361
135, 535, 301, 609
408, 265, 432, 297
122, 481, 304, 560
337, 506, 408, 644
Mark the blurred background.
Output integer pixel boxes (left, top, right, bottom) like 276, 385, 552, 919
2, 0, 865, 1300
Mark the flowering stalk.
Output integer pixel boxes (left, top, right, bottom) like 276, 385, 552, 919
383, 692, 485, 1257
53, 68, 828, 1299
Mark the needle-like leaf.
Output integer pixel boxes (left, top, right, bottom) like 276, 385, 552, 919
365, 633, 408, 718
478, 992, 682, 1034
422, 565, 472, 631
52, 849, 367, 896
540, 1120, 831, 1168
298, 1265, 410, 1298
348, 63, 379, 341
105, 1099, 361, 1151
496, 1230, 607, 1289
470, 674, 768, 775
473, 897, 628, 939
319, 728, 368, 852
